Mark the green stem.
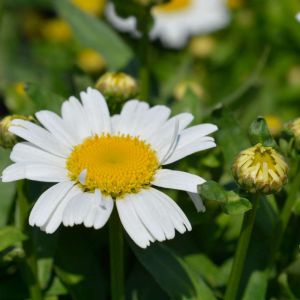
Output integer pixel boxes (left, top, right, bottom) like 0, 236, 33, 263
109, 208, 124, 300
17, 181, 42, 300
139, 10, 151, 101
224, 195, 260, 300
267, 160, 300, 273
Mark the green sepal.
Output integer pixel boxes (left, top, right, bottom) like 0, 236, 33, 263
248, 116, 277, 148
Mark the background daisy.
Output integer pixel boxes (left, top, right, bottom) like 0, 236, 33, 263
105, 0, 230, 48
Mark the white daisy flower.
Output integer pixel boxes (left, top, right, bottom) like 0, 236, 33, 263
105, 0, 230, 49
2, 88, 217, 248
296, 12, 300, 22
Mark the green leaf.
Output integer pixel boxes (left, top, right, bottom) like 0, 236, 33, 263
223, 191, 252, 215
198, 180, 227, 203
184, 254, 232, 288
25, 83, 65, 114
242, 271, 268, 300
0, 148, 16, 227
130, 242, 217, 300
212, 105, 250, 174
248, 117, 277, 148
45, 276, 68, 297
55, 0, 132, 70
0, 226, 27, 251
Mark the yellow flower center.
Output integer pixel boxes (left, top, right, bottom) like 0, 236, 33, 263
153, 0, 192, 13
66, 134, 159, 198
252, 147, 276, 172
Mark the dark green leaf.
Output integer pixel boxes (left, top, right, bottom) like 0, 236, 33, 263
198, 180, 227, 203
223, 191, 252, 215
130, 242, 216, 300
55, 0, 132, 70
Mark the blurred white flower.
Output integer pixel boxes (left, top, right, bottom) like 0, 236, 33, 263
105, 0, 230, 48
296, 12, 300, 22
2, 88, 217, 248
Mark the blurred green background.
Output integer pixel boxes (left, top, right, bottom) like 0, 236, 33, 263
0, 0, 300, 299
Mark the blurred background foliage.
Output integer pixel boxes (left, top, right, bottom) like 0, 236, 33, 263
0, 0, 300, 299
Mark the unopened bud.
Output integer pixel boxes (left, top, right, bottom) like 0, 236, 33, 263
77, 49, 106, 74
264, 115, 283, 136
95, 72, 139, 103
173, 80, 205, 101
0, 115, 34, 149
232, 143, 288, 194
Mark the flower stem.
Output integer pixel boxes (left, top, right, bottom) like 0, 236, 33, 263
139, 10, 151, 101
109, 208, 125, 300
267, 159, 300, 274
17, 181, 42, 300
224, 194, 260, 300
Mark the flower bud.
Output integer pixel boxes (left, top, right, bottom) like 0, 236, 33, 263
232, 143, 288, 194
188, 36, 216, 58
95, 72, 139, 103
77, 49, 106, 74
41, 19, 72, 43
289, 117, 300, 151
0, 115, 34, 149
71, 0, 105, 16
173, 80, 205, 101
264, 115, 283, 136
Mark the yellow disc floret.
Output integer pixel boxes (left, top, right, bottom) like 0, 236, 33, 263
154, 0, 192, 13
66, 134, 159, 198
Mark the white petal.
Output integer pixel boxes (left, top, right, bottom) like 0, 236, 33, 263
35, 110, 77, 148
175, 124, 218, 149
152, 169, 205, 193
93, 194, 114, 229
116, 100, 149, 135
130, 191, 165, 241
2, 162, 68, 182
163, 124, 218, 165
111, 114, 120, 134
29, 181, 74, 227
164, 140, 216, 165
135, 105, 171, 140
1, 163, 25, 182
187, 192, 206, 212
63, 193, 90, 227
116, 194, 154, 248
81, 88, 111, 135
61, 97, 91, 141
148, 118, 179, 161
10, 142, 65, 167
42, 185, 82, 234
105, 3, 140, 37
9, 119, 69, 157
150, 188, 191, 233
132, 189, 175, 240
63, 190, 113, 229
147, 113, 193, 161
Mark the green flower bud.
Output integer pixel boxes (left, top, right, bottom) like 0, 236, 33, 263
0, 115, 34, 149
232, 143, 288, 194
95, 72, 139, 112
